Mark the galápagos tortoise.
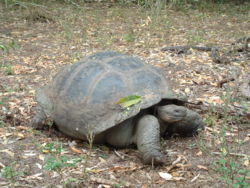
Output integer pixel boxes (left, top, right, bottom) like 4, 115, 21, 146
32, 51, 204, 165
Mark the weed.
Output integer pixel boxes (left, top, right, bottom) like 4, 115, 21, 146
42, 142, 63, 154
204, 112, 219, 127
206, 90, 250, 187
44, 155, 82, 171
0, 44, 9, 52
0, 96, 9, 105
0, 40, 19, 54
8, 40, 19, 49
187, 30, 206, 45
123, 33, 136, 42
0, 116, 4, 128
0, 162, 23, 179
5, 65, 14, 75
63, 23, 73, 41
64, 177, 79, 185
44, 155, 68, 171
86, 129, 95, 149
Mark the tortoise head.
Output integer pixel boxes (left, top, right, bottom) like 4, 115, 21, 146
157, 104, 187, 123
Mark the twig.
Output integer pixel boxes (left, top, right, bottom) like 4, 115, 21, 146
212, 152, 248, 158
90, 177, 118, 185
190, 173, 200, 183
217, 77, 235, 88
114, 150, 125, 160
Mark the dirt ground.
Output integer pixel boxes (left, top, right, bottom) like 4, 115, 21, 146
0, 1, 249, 188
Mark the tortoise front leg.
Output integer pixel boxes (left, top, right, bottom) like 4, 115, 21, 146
135, 115, 165, 165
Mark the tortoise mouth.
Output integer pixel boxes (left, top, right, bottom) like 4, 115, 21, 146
160, 114, 185, 123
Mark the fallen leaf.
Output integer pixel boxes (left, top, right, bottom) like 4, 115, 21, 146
15, 133, 25, 139
197, 165, 208, 170
141, 184, 148, 188
172, 177, 185, 181
196, 151, 203, 156
69, 146, 82, 154
117, 95, 141, 108
0, 149, 15, 157
243, 160, 249, 167
159, 172, 173, 180
171, 171, 180, 177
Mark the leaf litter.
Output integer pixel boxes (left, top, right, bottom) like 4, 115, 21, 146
0, 2, 249, 187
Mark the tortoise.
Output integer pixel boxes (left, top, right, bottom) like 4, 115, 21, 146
32, 51, 204, 165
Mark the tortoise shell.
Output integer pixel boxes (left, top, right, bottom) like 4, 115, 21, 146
37, 51, 174, 139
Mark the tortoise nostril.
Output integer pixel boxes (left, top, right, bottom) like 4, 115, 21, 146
174, 109, 181, 114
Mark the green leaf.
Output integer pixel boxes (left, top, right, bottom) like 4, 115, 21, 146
0, 44, 8, 52
117, 95, 141, 108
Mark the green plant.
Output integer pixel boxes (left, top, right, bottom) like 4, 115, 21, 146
123, 33, 136, 42
44, 155, 68, 171
64, 177, 79, 185
210, 90, 250, 187
213, 150, 250, 188
44, 155, 82, 171
5, 65, 14, 75
0, 40, 19, 54
42, 142, 63, 154
187, 30, 206, 45
86, 127, 95, 149
0, 162, 23, 179
0, 44, 9, 52
0, 96, 9, 105
63, 23, 73, 41
2, 0, 47, 9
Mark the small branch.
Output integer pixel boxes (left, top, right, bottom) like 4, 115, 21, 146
161, 45, 213, 53
212, 152, 248, 158
217, 77, 235, 88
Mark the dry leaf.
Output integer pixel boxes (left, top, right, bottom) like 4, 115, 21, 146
171, 171, 180, 177
243, 160, 249, 167
172, 177, 185, 181
16, 133, 25, 139
69, 146, 82, 154
141, 184, 148, 188
196, 151, 203, 156
197, 165, 208, 170
159, 172, 173, 180
0, 149, 15, 157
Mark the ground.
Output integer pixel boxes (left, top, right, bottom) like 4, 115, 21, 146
0, 1, 249, 188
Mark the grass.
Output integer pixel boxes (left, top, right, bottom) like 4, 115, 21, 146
64, 177, 79, 185
4, 65, 14, 75
41, 142, 83, 171
200, 90, 250, 187
44, 155, 82, 171
0, 162, 23, 179
212, 121, 250, 188
0, 40, 19, 54
123, 32, 136, 43
42, 142, 63, 154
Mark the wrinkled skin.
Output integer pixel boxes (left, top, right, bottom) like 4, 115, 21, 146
32, 103, 204, 165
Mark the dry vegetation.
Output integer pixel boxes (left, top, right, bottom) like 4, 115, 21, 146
0, 1, 249, 187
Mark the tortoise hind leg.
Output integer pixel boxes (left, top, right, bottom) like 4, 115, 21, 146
32, 105, 47, 130
105, 118, 135, 147
136, 115, 165, 165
